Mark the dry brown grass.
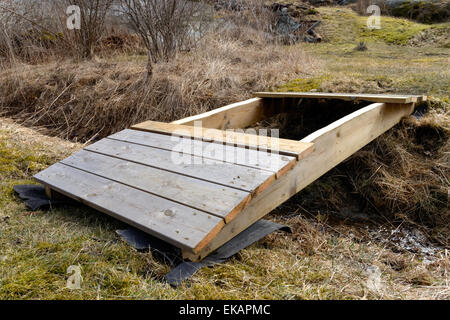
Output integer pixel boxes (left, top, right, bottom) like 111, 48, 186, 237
258, 99, 449, 250
368, 110, 449, 220
262, 213, 450, 299
0, 26, 316, 141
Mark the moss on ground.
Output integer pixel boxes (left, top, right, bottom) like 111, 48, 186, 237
359, 17, 428, 45
277, 76, 328, 92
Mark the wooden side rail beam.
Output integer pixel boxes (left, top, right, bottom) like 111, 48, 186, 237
254, 92, 427, 104
172, 97, 292, 130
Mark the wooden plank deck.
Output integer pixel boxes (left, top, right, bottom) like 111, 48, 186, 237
34, 125, 310, 256
60, 150, 251, 220
85, 139, 276, 192
34, 163, 224, 252
131, 120, 314, 159
108, 129, 297, 175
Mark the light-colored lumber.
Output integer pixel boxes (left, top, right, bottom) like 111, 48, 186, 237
109, 129, 296, 173
253, 92, 427, 104
44, 186, 53, 199
173, 98, 281, 129
85, 138, 276, 193
34, 163, 224, 253
60, 150, 251, 222
185, 102, 415, 261
131, 121, 315, 160
44, 186, 66, 200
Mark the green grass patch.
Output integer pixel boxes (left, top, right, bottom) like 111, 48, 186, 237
358, 17, 429, 45
0, 139, 52, 179
277, 8, 450, 99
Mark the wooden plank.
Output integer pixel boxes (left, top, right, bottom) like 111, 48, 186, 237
109, 129, 296, 174
60, 150, 251, 223
253, 92, 427, 104
172, 98, 285, 129
85, 138, 276, 194
131, 121, 315, 160
185, 102, 415, 261
34, 163, 224, 253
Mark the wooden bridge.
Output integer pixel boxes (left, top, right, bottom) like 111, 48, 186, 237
34, 92, 426, 261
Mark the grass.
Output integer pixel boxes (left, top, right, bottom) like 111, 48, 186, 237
318, 6, 449, 46
0, 7, 449, 300
279, 8, 450, 99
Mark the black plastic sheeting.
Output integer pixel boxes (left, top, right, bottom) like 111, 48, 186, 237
117, 220, 290, 286
13, 184, 74, 210
116, 228, 183, 266
14, 184, 291, 286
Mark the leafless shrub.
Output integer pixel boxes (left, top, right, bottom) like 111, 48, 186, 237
119, 0, 199, 79
0, 0, 115, 64
58, 0, 114, 58
0, 0, 66, 65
